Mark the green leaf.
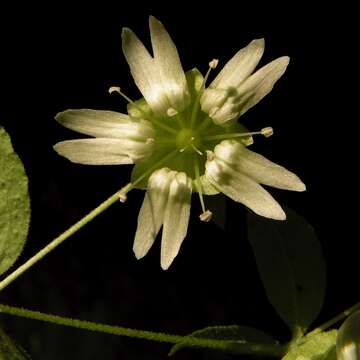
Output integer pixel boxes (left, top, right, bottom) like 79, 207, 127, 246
283, 330, 337, 360
0, 127, 30, 276
169, 325, 277, 356
0, 324, 31, 359
247, 207, 326, 336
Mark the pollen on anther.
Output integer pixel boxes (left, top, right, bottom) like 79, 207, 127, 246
209, 59, 219, 69
108, 86, 121, 95
146, 138, 155, 145
200, 210, 213, 222
167, 107, 178, 117
206, 151, 215, 161
261, 127, 274, 138
119, 192, 127, 203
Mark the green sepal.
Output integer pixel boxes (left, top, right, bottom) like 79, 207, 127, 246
185, 68, 204, 97
127, 98, 152, 119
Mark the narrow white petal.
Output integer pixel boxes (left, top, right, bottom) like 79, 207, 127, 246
214, 140, 305, 191
122, 28, 169, 114
209, 98, 239, 125
55, 109, 155, 139
161, 172, 192, 270
206, 159, 286, 220
211, 39, 265, 89
149, 16, 189, 111
53, 138, 150, 165
133, 194, 157, 259
200, 88, 228, 114
133, 168, 175, 259
236, 56, 290, 116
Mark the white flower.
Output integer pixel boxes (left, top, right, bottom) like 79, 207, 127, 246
54, 16, 305, 269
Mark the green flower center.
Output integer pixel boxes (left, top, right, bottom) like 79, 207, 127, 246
176, 128, 199, 151
125, 69, 256, 193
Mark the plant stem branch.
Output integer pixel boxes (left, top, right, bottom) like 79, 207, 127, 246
0, 191, 121, 292
307, 301, 360, 335
0, 303, 285, 356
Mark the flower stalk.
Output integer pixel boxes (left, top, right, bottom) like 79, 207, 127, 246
0, 303, 285, 357
0, 190, 121, 292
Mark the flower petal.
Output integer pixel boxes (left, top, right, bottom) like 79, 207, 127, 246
53, 138, 150, 165
236, 56, 290, 116
214, 140, 305, 191
149, 16, 189, 111
122, 28, 169, 114
206, 158, 286, 220
211, 38, 265, 89
161, 172, 192, 270
55, 109, 155, 139
133, 168, 175, 260
200, 88, 228, 115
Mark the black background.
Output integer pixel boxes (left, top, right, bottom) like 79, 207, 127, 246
0, 3, 358, 359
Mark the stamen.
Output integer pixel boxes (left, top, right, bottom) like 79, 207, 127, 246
206, 150, 215, 161
190, 143, 203, 156
209, 59, 219, 69
132, 149, 179, 187
119, 192, 127, 203
118, 183, 133, 203
117, 150, 179, 203
109, 86, 178, 136
203, 127, 274, 142
199, 210, 213, 222
190, 58, 219, 129
179, 137, 203, 155
261, 127, 273, 137
194, 157, 212, 222
204, 59, 219, 85
108, 86, 135, 104
166, 107, 178, 117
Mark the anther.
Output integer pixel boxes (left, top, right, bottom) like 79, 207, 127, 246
261, 127, 273, 137
209, 59, 219, 69
206, 151, 215, 161
146, 138, 155, 145
202, 60, 220, 92
108, 85, 135, 105
167, 107, 178, 117
118, 183, 134, 203
199, 210, 213, 222
108, 86, 121, 95
118, 192, 127, 203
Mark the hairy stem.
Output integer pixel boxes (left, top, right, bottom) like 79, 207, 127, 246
0, 191, 121, 292
0, 303, 285, 356
307, 301, 360, 336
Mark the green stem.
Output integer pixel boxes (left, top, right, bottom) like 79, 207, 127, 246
307, 301, 360, 336
0, 191, 121, 293
0, 303, 285, 356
